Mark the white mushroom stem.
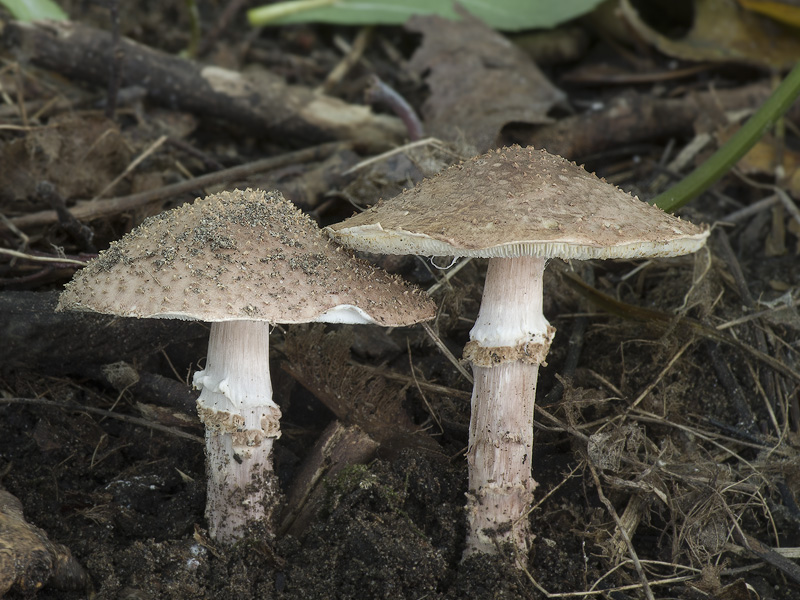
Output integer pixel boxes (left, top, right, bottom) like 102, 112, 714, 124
193, 320, 281, 544
464, 256, 554, 559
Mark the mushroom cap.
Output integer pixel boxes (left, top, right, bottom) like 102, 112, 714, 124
57, 189, 435, 326
327, 145, 709, 259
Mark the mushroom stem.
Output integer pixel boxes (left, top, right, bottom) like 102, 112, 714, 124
464, 256, 554, 559
193, 320, 282, 543
466, 361, 539, 557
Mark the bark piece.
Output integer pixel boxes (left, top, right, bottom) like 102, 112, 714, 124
282, 325, 439, 454
280, 420, 379, 537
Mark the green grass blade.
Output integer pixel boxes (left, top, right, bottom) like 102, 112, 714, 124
653, 61, 800, 213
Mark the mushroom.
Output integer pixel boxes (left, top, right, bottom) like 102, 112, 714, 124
57, 188, 435, 544
326, 145, 709, 560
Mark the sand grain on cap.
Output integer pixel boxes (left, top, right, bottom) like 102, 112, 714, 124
328, 145, 709, 259
58, 189, 434, 325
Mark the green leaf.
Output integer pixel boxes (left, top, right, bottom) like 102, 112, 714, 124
248, 0, 605, 31
0, 0, 68, 21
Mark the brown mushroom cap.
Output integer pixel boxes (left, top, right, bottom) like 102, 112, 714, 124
327, 145, 709, 259
57, 189, 434, 326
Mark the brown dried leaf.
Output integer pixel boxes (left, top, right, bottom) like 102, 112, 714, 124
715, 125, 800, 198
620, 0, 800, 69
405, 11, 566, 152
0, 114, 131, 207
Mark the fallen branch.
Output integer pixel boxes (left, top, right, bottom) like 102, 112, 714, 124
0, 19, 405, 150
525, 82, 800, 161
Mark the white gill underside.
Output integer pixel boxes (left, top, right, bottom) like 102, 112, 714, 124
329, 224, 709, 260
129, 303, 379, 325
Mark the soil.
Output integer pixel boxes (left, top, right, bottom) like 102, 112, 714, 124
2, 2, 800, 599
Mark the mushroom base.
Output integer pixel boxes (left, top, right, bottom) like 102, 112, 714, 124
464, 361, 538, 560
204, 432, 281, 544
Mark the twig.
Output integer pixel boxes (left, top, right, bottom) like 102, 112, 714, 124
6, 141, 349, 229
318, 28, 373, 94
0, 212, 29, 247
37, 181, 96, 252
652, 60, 800, 212
92, 134, 168, 200
629, 340, 693, 411
588, 463, 655, 600
544, 265, 594, 406
343, 137, 458, 175
720, 193, 779, 223
0, 397, 203, 443
166, 136, 225, 171
421, 321, 473, 385
427, 258, 472, 295
197, 0, 249, 56
706, 341, 756, 428
728, 507, 800, 584
715, 228, 780, 419
0, 248, 88, 267
561, 271, 800, 384
408, 341, 443, 434
732, 168, 800, 231
351, 361, 470, 400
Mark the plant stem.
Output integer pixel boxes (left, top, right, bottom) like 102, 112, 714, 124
652, 60, 800, 213
248, 0, 335, 25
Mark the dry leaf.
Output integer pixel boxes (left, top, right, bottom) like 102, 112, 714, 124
739, 0, 800, 27
0, 114, 131, 206
406, 10, 566, 152
620, 0, 800, 69
716, 125, 800, 197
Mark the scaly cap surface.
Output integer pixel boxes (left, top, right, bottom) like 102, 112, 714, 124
327, 145, 708, 259
58, 189, 434, 326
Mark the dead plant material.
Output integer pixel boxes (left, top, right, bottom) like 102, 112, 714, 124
6, 141, 350, 230
733, 528, 800, 585
282, 325, 440, 454
280, 420, 379, 537
689, 563, 755, 600
0, 20, 405, 151
588, 462, 655, 600
0, 397, 203, 443
562, 270, 800, 384
0, 488, 88, 595
405, 9, 565, 152
550, 383, 800, 590
523, 82, 800, 160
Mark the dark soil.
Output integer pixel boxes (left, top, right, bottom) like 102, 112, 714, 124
3, 2, 800, 599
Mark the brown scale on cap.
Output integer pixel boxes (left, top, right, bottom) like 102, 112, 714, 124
327, 145, 709, 259
57, 189, 434, 326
